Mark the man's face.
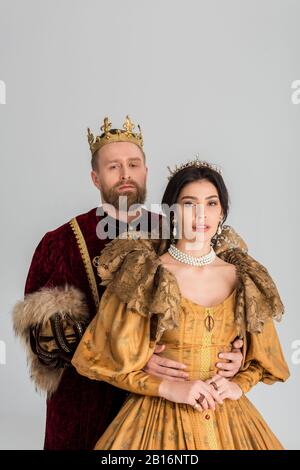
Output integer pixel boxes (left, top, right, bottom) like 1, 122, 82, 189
91, 141, 148, 210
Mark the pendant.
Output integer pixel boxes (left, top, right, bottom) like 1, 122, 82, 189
204, 314, 214, 332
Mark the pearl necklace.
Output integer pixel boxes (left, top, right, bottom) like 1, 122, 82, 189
168, 244, 216, 267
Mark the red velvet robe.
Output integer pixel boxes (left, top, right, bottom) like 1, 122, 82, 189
24, 207, 158, 450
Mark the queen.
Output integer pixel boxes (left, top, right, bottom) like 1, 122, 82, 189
72, 159, 290, 450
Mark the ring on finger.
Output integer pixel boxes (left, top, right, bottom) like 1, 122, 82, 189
211, 381, 219, 392
197, 393, 205, 404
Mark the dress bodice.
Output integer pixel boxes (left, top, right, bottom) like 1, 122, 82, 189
158, 289, 238, 381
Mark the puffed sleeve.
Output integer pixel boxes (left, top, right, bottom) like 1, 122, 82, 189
71, 288, 163, 397
231, 318, 290, 394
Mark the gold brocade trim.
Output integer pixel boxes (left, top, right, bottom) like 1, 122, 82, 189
200, 307, 219, 450
69, 217, 100, 310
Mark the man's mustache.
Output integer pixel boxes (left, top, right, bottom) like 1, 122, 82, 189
115, 180, 138, 190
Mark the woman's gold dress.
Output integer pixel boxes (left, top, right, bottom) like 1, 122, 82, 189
72, 229, 290, 450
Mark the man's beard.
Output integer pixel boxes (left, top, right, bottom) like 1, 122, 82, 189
101, 180, 147, 210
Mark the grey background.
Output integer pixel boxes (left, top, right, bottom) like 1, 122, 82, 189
0, 0, 299, 449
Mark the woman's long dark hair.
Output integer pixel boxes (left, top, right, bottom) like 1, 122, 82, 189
157, 165, 230, 254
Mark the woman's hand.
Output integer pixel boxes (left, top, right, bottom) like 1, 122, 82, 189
158, 379, 223, 411
206, 374, 243, 401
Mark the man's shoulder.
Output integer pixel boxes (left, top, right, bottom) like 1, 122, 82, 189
40, 207, 98, 246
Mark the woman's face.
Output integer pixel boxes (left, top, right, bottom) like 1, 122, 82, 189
176, 179, 223, 245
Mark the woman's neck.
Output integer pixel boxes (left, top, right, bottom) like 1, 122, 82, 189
174, 239, 212, 258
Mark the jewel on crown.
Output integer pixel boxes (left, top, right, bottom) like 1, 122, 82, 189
87, 115, 144, 155
167, 154, 222, 180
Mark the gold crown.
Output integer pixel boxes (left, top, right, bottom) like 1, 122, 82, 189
167, 155, 222, 180
87, 115, 143, 155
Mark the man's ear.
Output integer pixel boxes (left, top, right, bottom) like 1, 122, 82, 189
91, 170, 101, 190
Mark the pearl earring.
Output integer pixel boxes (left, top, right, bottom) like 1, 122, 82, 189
217, 220, 223, 236
172, 218, 177, 239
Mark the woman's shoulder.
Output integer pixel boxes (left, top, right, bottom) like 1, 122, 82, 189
219, 248, 285, 333
94, 230, 184, 296
94, 231, 160, 285
214, 256, 236, 268
213, 257, 238, 290
214, 225, 248, 255
94, 232, 181, 333
218, 247, 272, 278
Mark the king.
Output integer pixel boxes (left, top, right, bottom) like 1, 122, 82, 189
13, 115, 244, 450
